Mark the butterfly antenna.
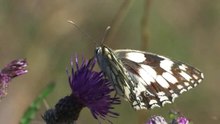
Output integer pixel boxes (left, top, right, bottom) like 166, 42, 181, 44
101, 26, 111, 45
67, 20, 97, 45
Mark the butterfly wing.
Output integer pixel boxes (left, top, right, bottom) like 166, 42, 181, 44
114, 49, 204, 110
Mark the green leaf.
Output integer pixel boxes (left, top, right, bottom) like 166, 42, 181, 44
19, 82, 56, 124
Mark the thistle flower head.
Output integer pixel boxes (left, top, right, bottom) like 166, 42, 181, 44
175, 117, 190, 124
146, 116, 168, 124
68, 56, 120, 119
0, 59, 27, 98
146, 111, 191, 124
43, 56, 120, 124
169, 110, 190, 124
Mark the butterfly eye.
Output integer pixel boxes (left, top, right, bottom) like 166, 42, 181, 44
95, 47, 102, 54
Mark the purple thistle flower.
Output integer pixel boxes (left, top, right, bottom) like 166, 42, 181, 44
0, 59, 27, 99
68, 56, 120, 119
146, 116, 168, 124
169, 110, 190, 124
43, 56, 120, 124
146, 111, 191, 124
175, 117, 190, 124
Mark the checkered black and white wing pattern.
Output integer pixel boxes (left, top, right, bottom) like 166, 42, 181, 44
115, 49, 204, 110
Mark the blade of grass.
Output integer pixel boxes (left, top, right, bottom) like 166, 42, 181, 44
19, 82, 56, 124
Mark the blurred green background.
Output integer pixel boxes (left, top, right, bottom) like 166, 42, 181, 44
0, 0, 219, 124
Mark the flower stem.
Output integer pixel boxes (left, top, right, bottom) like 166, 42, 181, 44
140, 0, 152, 50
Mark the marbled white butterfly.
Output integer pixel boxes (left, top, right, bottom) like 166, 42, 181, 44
95, 45, 204, 110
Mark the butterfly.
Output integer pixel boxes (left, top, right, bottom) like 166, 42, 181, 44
95, 45, 204, 110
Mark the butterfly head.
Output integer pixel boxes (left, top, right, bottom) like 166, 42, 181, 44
95, 46, 103, 56
95, 45, 111, 61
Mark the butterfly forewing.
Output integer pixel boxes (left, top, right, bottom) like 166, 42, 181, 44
95, 46, 204, 110
115, 49, 204, 109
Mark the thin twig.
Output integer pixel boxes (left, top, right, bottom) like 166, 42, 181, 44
105, 0, 136, 43
140, 0, 152, 50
